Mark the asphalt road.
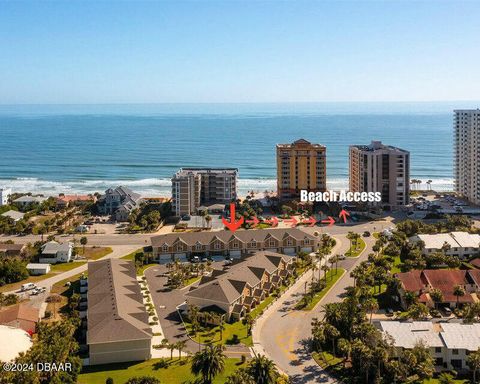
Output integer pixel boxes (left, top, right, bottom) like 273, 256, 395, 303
255, 230, 376, 383
5, 244, 141, 295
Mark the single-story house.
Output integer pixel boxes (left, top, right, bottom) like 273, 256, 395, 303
0, 243, 27, 257
1, 210, 25, 223
13, 195, 48, 208
56, 194, 96, 210
26, 263, 51, 275
0, 303, 40, 333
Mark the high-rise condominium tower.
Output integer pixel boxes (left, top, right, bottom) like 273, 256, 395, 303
276, 139, 327, 200
454, 109, 480, 204
171, 168, 238, 216
349, 141, 410, 207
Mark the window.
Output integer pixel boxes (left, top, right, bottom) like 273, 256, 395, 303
268, 239, 276, 247
214, 242, 222, 250
286, 239, 293, 246
232, 242, 239, 249
452, 349, 459, 355
435, 347, 441, 353
162, 244, 168, 252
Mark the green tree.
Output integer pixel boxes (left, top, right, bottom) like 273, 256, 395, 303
190, 344, 226, 384
224, 368, 255, 384
453, 284, 465, 307
438, 372, 456, 384
80, 236, 88, 254
430, 288, 444, 309
124, 377, 161, 384
176, 340, 187, 359
468, 348, 480, 383
247, 355, 278, 384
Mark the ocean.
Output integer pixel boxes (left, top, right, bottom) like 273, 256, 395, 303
0, 102, 477, 197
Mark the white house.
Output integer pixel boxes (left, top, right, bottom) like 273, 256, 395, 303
26, 263, 51, 275
0, 188, 11, 206
380, 321, 480, 371
410, 231, 480, 258
1, 210, 25, 223
39, 241, 73, 264
13, 195, 48, 208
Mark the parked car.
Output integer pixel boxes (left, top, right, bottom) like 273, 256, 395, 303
21, 283, 36, 292
385, 308, 394, 317
337, 254, 346, 260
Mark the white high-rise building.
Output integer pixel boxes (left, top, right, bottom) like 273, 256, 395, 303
454, 109, 480, 205
0, 188, 12, 206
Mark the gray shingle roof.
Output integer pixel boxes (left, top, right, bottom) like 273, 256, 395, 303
87, 259, 152, 345
151, 227, 316, 247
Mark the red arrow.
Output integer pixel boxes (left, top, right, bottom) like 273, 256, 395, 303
339, 209, 350, 223
283, 216, 298, 227
302, 216, 317, 227
321, 216, 335, 226
246, 216, 259, 227
265, 216, 279, 227
222, 203, 244, 232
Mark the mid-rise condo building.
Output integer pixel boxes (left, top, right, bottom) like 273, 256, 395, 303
0, 188, 11, 206
276, 139, 327, 200
349, 141, 410, 207
454, 109, 480, 205
171, 168, 238, 217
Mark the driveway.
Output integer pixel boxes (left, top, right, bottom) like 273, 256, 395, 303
254, 234, 375, 383
145, 263, 251, 357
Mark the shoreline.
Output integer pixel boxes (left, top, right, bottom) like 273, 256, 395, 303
0, 176, 455, 198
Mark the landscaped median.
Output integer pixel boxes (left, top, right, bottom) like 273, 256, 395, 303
345, 237, 366, 257
298, 268, 346, 311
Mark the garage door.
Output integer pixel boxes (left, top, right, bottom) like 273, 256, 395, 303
174, 253, 187, 261
266, 248, 278, 253
283, 247, 296, 255
229, 250, 242, 259
301, 247, 313, 253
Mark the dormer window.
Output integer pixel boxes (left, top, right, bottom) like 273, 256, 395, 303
162, 244, 169, 252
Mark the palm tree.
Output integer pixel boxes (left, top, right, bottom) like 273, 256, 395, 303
176, 340, 187, 359
225, 368, 255, 384
364, 297, 379, 323
168, 342, 176, 360
321, 265, 330, 282
242, 313, 254, 336
247, 354, 278, 384
80, 236, 88, 255
430, 288, 444, 310
191, 344, 226, 384
337, 338, 351, 368
205, 215, 212, 229
323, 323, 340, 355
468, 348, 480, 383
453, 285, 465, 308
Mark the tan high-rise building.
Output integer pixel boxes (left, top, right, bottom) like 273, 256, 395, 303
276, 139, 327, 200
349, 141, 410, 207
454, 109, 480, 204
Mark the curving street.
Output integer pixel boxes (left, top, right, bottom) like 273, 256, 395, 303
253, 225, 378, 383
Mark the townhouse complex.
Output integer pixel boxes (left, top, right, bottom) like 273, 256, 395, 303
185, 250, 294, 321
150, 228, 319, 262
395, 269, 480, 309
410, 231, 480, 258
454, 109, 480, 205
171, 168, 238, 217
381, 321, 480, 372
86, 259, 152, 365
349, 140, 410, 208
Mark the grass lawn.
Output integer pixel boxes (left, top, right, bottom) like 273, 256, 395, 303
423, 379, 466, 384
390, 255, 402, 274
121, 248, 144, 260
75, 246, 112, 260
0, 261, 86, 293
78, 357, 245, 384
183, 275, 201, 287
345, 238, 366, 257
185, 284, 289, 347
136, 263, 159, 276
302, 268, 346, 310
373, 232, 380, 239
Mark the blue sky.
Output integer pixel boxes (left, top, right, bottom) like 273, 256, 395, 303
0, 1, 479, 104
